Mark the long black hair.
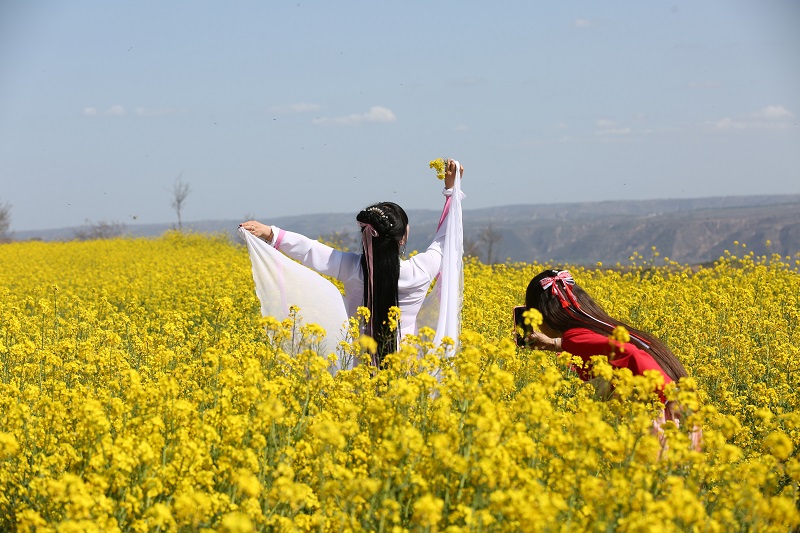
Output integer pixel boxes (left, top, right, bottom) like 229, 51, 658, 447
525, 269, 688, 382
355, 201, 408, 365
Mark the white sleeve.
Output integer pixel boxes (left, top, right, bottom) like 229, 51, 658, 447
272, 227, 361, 282
405, 186, 463, 282
417, 164, 466, 356
406, 228, 446, 285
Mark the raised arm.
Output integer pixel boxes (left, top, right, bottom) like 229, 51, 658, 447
405, 159, 465, 281
444, 158, 461, 189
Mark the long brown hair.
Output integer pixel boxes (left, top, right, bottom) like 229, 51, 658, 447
525, 269, 688, 382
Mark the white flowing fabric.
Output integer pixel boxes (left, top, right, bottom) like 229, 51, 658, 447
241, 164, 464, 374
417, 161, 465, 355
239, 228, 350, 369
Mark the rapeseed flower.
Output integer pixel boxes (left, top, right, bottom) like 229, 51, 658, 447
0, 233, 798, 530
429, 158, 448, 180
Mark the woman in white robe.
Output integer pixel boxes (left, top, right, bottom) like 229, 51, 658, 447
241, 159, 464, 368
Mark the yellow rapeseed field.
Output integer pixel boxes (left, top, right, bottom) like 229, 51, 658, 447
1, 232, 799, 532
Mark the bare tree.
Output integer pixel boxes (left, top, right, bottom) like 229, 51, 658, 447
477, 223, 504, 264
463, 235, 482, 259
73, 219, 127, 241
0, 200, 11, 242
171, 173, 191, 230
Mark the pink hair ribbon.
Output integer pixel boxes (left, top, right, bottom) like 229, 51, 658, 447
539, 270, 581, 309
358, 222, 379, 344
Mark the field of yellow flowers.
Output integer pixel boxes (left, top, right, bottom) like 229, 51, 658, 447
1, 232, 799, 532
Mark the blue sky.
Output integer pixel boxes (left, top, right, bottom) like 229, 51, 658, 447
1, 1, 798, 232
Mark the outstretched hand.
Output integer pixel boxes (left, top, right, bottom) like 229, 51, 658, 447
239, 220, 273, 242
445, 159, 464, 189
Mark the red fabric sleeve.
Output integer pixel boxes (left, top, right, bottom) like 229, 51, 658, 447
561, 328, 672, 387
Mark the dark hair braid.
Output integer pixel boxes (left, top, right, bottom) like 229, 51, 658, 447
355, 202, 409, 365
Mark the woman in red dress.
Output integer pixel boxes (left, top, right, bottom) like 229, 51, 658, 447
521, 269, 700, 450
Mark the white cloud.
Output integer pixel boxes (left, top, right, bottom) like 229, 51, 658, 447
269, 102, 323, 113
575, 18, 594, 28
135, 106, 176, 117
313, 106, 397, 125
751, 105, 793, 120
362, 106, 396, 122
83, 105, 129, 117
711, 105, 794, 131
592, 118, 632, 137
85, 104, 178, 118
106, 105, 126, 116
713, 118, 747, 130
596, 127, 631, 136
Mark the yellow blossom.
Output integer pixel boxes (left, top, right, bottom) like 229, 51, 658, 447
429, 158, 447, 180
1, 232, 798, 531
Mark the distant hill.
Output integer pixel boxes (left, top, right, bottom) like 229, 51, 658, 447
12, 194, 800, 266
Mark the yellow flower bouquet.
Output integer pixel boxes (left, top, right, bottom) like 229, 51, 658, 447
429, 158, 448, 180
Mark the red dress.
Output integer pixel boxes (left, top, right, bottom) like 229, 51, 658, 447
560, 327, 673, 394
560, 327, 702, 451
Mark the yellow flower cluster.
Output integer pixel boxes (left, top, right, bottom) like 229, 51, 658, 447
429, 158, 447, 180
0, 234, 798, 531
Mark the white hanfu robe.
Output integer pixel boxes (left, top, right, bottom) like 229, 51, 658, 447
241, 165, 465, 373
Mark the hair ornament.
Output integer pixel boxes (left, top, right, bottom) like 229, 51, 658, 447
540, 269, 652, 350
366, 206, 390, 223
358, 222, 378, 237
539, 270, 580, 309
